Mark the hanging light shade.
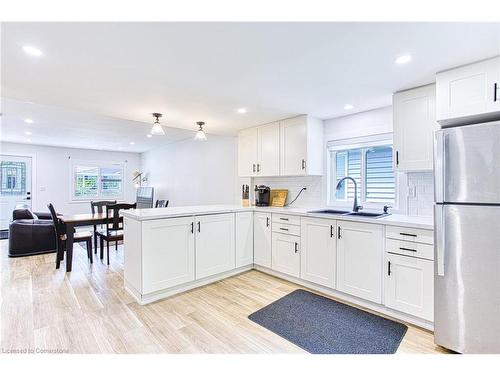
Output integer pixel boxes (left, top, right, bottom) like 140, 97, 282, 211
150, 113, 165, 135
194, 121, 207, 141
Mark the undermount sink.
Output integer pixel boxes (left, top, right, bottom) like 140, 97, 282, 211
345, 212, 390, 218
308, 209, 350, 215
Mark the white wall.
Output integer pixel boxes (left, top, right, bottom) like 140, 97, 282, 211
141, 135, 238, 206
0, 142, 141, 215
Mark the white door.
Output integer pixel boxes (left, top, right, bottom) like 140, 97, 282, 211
257, 122, 280, 176
238, 127, 258, 177
0, 155, 32, 231
436, 56, 500, 123
300, 217, 336, 288
195, 213, 236, 279
385, 253, 434, 321
253, 212, 271, 267
235, 211, 253, 267
336, 220, 383, 303
142, 217, 195, 293
393, 84, 437, 171
272, 233, 300, 277
280, 116, 307, 176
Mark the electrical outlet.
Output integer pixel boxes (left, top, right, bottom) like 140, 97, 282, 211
408, 185, 417, 198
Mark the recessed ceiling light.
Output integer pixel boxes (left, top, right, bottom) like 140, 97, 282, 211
344, 104, 354, 110
147, 134, 152, 138
237, 108, 247, 114
129, 142, 135, 145
395, 54, 412, 65
24, 131, 32, 135
24, 118, 34, 124
22, 45, 43, 57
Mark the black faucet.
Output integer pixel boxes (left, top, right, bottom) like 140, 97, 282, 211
336, 177, 362, 212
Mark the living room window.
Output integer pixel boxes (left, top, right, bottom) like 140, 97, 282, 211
327, 134, 396, 208
70, 161, 124, 201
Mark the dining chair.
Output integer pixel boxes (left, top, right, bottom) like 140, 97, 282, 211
90, 200, 117, 253
95, 203, 136, 265
48, 203, 94, 269
155, 199, 169, 208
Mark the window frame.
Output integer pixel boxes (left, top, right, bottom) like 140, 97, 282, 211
69, 159, 126, 202
326, 133, 399, 210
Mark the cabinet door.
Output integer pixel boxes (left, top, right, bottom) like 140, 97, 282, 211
254, 212, 271, 267
272, 233, 300, 277
257, 122, 280, 176
142, 217, 195, 294
336, 221, 383, 303
300, 217, 336, 288
195, 213, 236, 279
280, 116, 307, 176
235, 211, 253, 267
385, 253, 434, 321
393, 84, 437, 171
437, 57, 500, 124
238, 127, 258, 176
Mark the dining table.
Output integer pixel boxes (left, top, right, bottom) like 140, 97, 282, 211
58, 212, 122, 272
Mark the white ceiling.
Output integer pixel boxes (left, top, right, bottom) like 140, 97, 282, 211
1, 22, 500, 151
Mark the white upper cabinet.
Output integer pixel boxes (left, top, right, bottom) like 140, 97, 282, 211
235, 211, 254, 267
238, 127, 258, 177
393, 84, 437, 171
195, 213, 236, 279
336, 220, 383, 304
257, 122, 280, 176
280, 115, 323, 176
300, 217, 336, 289
254, 212, 272, 267
436, 56, 500, 126
237, 115, 323, 177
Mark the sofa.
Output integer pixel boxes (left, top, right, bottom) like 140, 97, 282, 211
8, 208, 58, 257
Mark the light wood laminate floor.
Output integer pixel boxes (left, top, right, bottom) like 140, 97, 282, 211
0, 240, 448, 354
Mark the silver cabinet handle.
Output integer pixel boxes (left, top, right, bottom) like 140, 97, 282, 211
388, 261, 391, 276
257, 164, 260, 172
279, 217, 289, 221
494, 82, 498, 102
301, 159, 306, 170
395, 150, 399, 166
197, 221, 201, 233
294, 242, 299, 253
279, 227, 289, 231
253, 164, 256, 173
266, 217, 270, 227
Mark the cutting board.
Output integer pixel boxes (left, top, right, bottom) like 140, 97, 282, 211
270, 189, 288, 207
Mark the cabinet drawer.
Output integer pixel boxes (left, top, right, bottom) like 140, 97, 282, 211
386, 225, 434, 245
272, 213, 301, 226
272, 222, 300, 237
386, 238, 434, 261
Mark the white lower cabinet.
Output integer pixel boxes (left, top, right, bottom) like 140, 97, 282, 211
300, 217, 336, 288
272, 232, 300, 277
236, 211, 254, 267
195, 213, 236, 279
254, 212, 272, 267
336, 220, 383, 303
142, 217, 195, 294
385, 253, 434, 321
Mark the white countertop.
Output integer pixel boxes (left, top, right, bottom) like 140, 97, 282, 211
122, 204, 434, 230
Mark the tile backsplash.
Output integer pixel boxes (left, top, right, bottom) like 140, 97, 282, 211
407, 172, 434, 217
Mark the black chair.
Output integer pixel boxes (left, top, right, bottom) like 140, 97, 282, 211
90, 200, 117, 253
155, 199, 169, 208
95, 203, 136, 265
47, 203, 93, 269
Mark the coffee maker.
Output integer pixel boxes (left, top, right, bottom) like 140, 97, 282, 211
254, 185, 271, 206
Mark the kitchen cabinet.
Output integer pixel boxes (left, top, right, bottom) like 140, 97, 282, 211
385, 253, 434, 321
195, 213, 236, 279
254, 212, 272, 267
280, 115, 323, 176
238, 127, 258, 177
272, 232, 300, 277
393, 84, 437, 171
141, 217, 195, 294
436, 56, 500, 126
235, 211, 254, 267
336, 220, 383, 303
300, 217, 336, 288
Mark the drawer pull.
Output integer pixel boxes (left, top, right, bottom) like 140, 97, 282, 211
279, 217, 289, 221
279, 227, 289, 231
400, 232, 417, 237
399, 247, 417, 252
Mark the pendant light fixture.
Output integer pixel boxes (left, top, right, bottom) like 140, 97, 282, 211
150, 113, 165, 135
194, 121, 207, 141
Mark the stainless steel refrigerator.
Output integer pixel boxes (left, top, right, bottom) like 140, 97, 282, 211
434, 120, 500, 353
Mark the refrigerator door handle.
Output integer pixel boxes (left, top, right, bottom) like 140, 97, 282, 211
435, 204, 445, 276
434, 131, 446, 203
